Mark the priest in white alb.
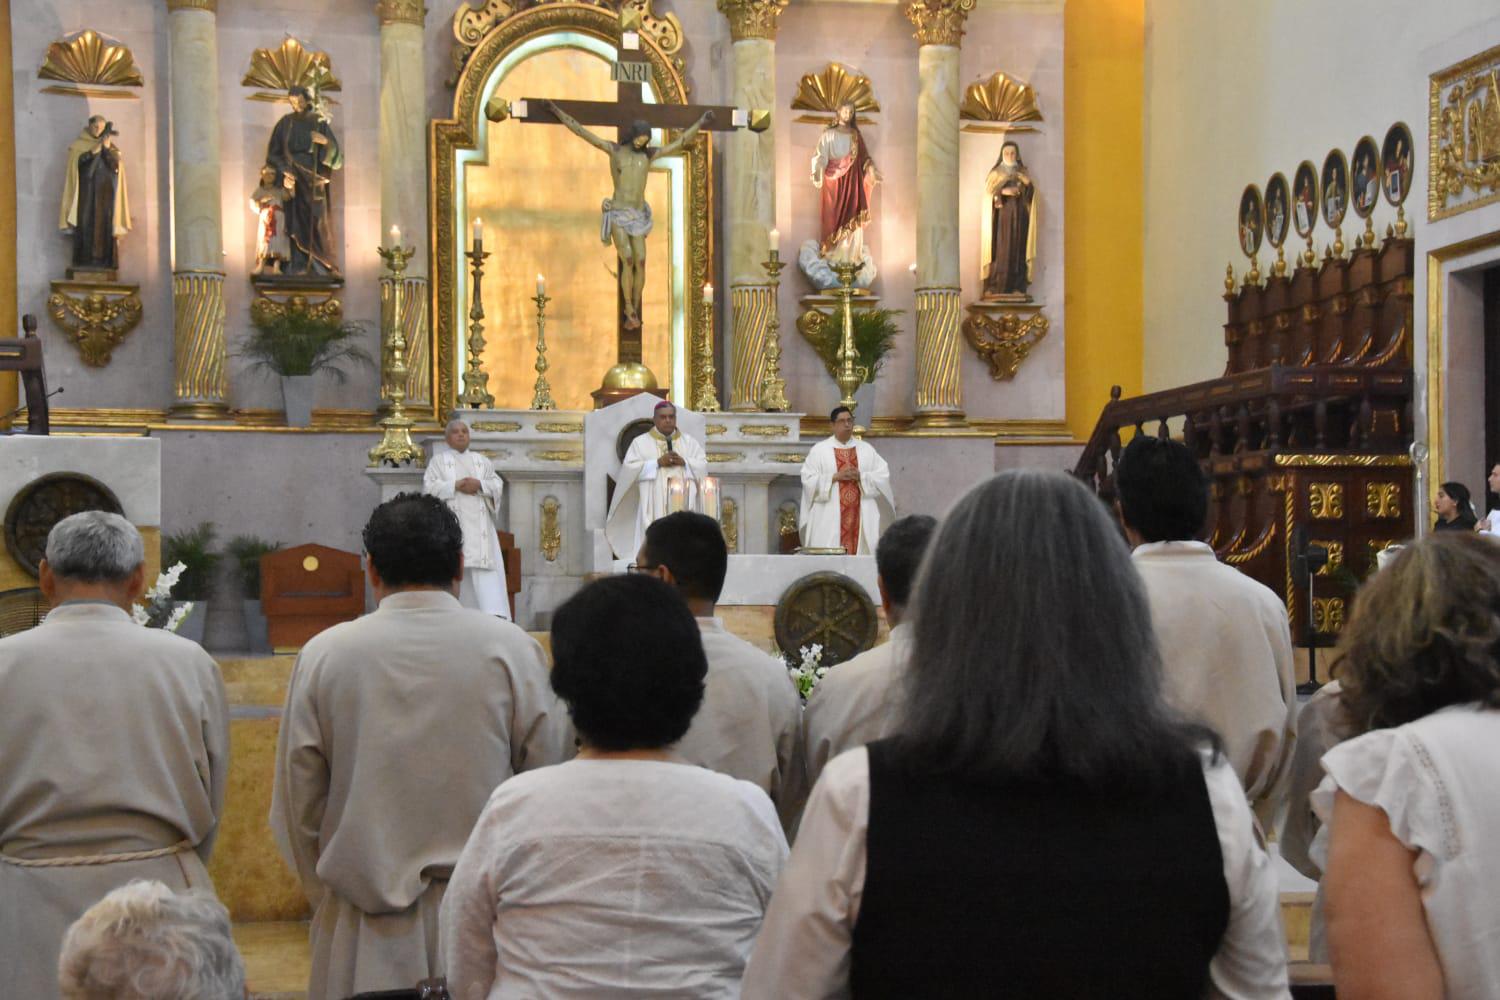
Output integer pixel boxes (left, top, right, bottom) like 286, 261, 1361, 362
800, 405, 895, 554
605, 400, 709, 559
424, 418, 510, 619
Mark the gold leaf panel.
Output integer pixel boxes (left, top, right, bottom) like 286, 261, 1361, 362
38, 30, 143, 89
791, 63, 879, 120
1365, 482, 1402, 519
1308, 483, 1344, 520
242, 38, 342, 98
960, 72, 1042, 125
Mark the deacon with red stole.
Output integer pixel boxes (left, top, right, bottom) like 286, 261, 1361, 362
799, 406, 895, 555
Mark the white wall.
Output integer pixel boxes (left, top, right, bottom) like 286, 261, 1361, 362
1142, 0, 1500, 396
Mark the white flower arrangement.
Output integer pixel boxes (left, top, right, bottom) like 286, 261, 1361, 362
131, 561, 193, 631
786, 643, 829, 700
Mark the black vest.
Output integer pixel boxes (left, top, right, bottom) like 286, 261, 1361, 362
849, 739, 1230, 999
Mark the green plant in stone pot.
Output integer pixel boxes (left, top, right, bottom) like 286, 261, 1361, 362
240, 312, 374, 426
162, 522, 221, 602
227, 534, 281, 654
803, 307, 903, 386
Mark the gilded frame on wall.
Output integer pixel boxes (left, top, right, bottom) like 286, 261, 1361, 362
428, 3, 712, 421
1428, 42, 1500, 222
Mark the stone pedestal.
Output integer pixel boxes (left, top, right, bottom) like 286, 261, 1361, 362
166, 0, 227, 419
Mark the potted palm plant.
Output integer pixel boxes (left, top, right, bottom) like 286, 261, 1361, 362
227, 534, 281, 654
162, 522, 220, 645
239, 312, 374, 427
801, 308, 902, 422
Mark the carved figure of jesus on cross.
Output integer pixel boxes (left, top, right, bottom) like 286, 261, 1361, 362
485, 9, 765, 378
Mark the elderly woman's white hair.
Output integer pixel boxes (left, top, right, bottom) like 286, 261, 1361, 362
58, 880, 246, 999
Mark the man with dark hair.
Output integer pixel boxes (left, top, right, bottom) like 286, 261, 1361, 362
802, 514, 937, 788
1115, 436, 1296, 826
636, 512, 801, 829
272, 493, 571, 1000
800, 405, 895, 554
606, 400, 709, 559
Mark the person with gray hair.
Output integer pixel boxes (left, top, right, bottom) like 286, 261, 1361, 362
58, 880, 245, 999
423, 417, 512, 618
0, 511, 229, 999
743, 470, 1289, 998
802, 514, 938, 791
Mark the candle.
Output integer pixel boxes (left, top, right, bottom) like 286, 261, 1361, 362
704, 282, 714, 305
389, 224, 401, 247
768, 228, 780, 254
536, 273, 546, 297
668, 478, 686, 514
701, 477, 720, 520
472, 218, 483, 245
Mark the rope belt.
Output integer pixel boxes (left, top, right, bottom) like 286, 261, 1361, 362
0, 839, 192, 869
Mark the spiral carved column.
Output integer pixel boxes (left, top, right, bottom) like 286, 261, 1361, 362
729, 285, 776, 410
171, 271, 228, 416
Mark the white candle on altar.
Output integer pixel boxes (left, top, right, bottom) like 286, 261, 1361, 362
701, 477, 720, 520
768, 228, 780, 254
537, 273, 546, 297
668, 478, 686, 513
389, 224, 401, 247
704, 282, 714, 305
472, 218, 483, 245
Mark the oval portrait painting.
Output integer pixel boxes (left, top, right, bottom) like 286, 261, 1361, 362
1237, 184, 1264, 258
1292, 160, 1319, 240
1264, 173, 1290, 249
1382, 121, 1414, 206
1351, 135, 1380, 219
1321, 149, 1349, 229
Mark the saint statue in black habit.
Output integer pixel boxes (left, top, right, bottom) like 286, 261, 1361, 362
982, 141, 1037, 301
59, 115, 131, 276
266, 87, 343, 277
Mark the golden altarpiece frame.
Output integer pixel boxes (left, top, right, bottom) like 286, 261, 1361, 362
429, 2, 713, 420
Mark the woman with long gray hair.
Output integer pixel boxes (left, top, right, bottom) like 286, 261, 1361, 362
742, 470, 1288, 998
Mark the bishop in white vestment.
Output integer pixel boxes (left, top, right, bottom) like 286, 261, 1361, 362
800, 406, 895, 554
606, 401, 708, 559
424, 419, 510, 619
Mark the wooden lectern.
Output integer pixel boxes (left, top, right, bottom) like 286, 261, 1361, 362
261, 543, 365, 652
0, 315, 51, 435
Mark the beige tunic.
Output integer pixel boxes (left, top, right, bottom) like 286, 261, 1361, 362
674, 618, 803, 832
802, 623, 911, 791
271, 590, 574, 1000
0, 602, 228, 1000
1132, 541, 1298, 827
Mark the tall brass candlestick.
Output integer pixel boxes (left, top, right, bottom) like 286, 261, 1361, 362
695, 285, 721, 412
459, 236, 495, 408
831, 260, 868, 416
758, 250, 789, 412
369, 242, 423, 468
530, 286, 556, 411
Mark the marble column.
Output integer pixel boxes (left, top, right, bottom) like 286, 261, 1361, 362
377, 0, 431, 408
719, 0, 786, 410
166, 0, 228, 419
907, 0, 971, 427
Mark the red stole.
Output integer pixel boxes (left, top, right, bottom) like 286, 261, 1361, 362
835, 446, 861, 555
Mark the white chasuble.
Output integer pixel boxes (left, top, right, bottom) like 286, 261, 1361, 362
606, 429, 709, 559
799, 436, 895, 554
424, 447, 510, 618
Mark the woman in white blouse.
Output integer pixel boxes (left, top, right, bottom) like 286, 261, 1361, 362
1315, 534, 1500, 998
741, 470, 1288, 1000
440, 574, 789, 999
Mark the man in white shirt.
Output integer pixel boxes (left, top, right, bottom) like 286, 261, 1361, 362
271, 493, 572, 999
636, 511, 802, 830
423, 418, 510, 618
1115, 436, 1297, 827
0, 511, 228, 999
606, 401, 709, 559
802, 514, 936, 791
800, 406, 895, 554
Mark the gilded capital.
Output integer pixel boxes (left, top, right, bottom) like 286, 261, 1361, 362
717, 0, 788, 42
905, 0, 976, 47
166, 0, 217, 11
376, 0, 426, 26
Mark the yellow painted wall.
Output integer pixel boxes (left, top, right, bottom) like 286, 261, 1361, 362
1063, 0, 1144, 441
0, 0, 17, 427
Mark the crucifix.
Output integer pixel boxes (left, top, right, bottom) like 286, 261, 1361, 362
485, 10, 767, 404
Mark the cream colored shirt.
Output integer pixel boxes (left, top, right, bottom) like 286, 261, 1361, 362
677, 617, 803, 830
802, 623, 911, 790
441, 758, 788, 999
741, 748, 1290, 1000
1132, 541, 1298, 825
